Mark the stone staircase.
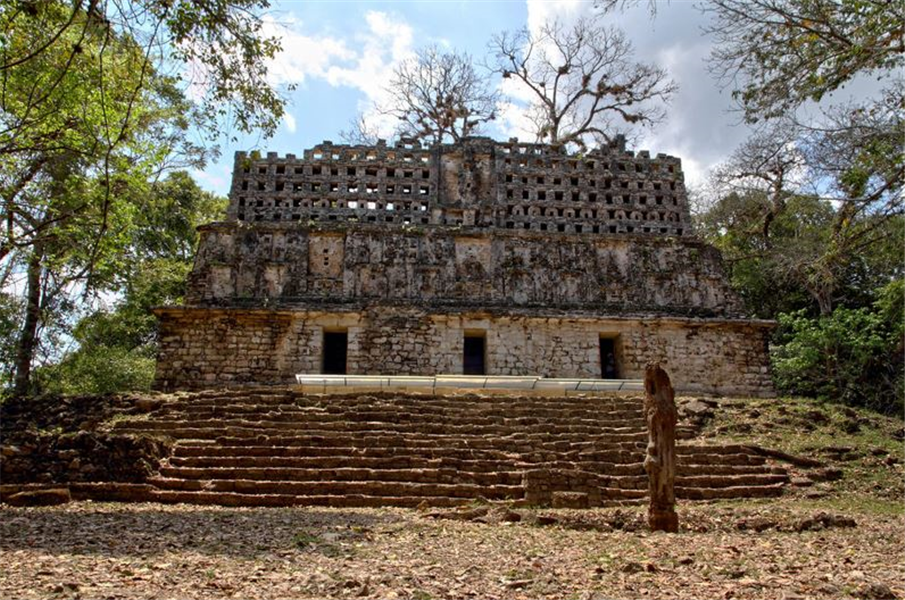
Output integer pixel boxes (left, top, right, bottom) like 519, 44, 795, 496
91, 389, 789, 508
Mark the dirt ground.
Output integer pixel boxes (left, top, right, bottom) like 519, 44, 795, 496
1, 498, 902, 600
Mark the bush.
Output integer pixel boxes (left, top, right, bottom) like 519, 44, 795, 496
36, 346, 156, 396
772, 280, 904, 414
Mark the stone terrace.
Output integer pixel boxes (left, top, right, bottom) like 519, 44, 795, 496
2, 389, 792, 508
228, 136, 690, 236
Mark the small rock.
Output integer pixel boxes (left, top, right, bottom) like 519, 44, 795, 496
736, 516, 777, 532
677, 556, 695, 565
790, 476, 814, 487
551, 491, 589, 509
801, 409, 829, 425
621, 562, 644, 574
793, 512, 856, 532
884, 456, 900, 467
134, 398, 162, 412
870, 448, 889, 456
535, 515, 558, 526
812, 467, 844, 481
502, 578, 533, 589
841, 420, 861, 434
682, 400, 715, 420
493, 507, 522, 522
4, 488, 71, 507
854, 581, 899, 600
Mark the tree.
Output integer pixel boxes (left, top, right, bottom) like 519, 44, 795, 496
32, 172, 226, 395
0, 3, 232, 395
339, 113, 382, 146
703, 0, 903, 122
0, 0, 288, 141
1, 0, 283, 395
705, 0, 905, 302
381, 45, 499, 145
705, 0, 905, 315
487, 14, 676, 149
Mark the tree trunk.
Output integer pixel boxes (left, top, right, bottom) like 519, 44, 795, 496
643, 362, 679, 533
13, 243, 43, 396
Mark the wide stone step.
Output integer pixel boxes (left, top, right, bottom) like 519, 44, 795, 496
147, 477, 525, 500
117, 426, 655, 450
161, 411, 648, 431
148, 489, 470, 508
157, 466, 525, 486
165, 454, 649, 475
167, 394, 646, 411
676, 483, 785, 500
161, 402, 645, 420
675, 473, 789, 488
173, 441, 647, 464
113, 418, 658, 437
164, 399, 646, 416
210, 436, 648, 456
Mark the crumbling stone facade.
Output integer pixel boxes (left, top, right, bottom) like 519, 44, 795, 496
154, 137, 774, 396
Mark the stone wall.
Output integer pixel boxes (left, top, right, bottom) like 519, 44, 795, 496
227, 136, 689, 237
186, 225, 743, 317
154, 137, 774, 395
154, 307, 774, 396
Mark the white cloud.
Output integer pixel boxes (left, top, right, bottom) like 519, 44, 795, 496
283, 111, 297, 133
525, 0, 586, 34
502, 1, 751, 189
262, 14, 355, 85
261, 10, 415, 140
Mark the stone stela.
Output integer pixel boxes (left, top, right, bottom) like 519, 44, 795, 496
153, 137, 774, 395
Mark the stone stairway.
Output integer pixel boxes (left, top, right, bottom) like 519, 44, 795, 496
91, 389, 789, 508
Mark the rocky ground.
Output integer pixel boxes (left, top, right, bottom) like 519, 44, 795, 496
0, 500, 901, 600
1, 395, 902, 600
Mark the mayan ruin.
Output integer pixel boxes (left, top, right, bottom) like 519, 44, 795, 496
154, 136, 774, 395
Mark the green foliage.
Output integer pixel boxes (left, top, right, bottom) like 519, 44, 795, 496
36, 345, 156, 395
705, 0, 904, 122
0, 293, 23, 388
698, 191, 904, 319
29, 172, 225, 396
772, 280, 904, 414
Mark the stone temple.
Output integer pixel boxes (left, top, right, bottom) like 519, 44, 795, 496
153, 137, 774, 396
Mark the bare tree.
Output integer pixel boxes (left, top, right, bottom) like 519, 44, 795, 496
339, 113, 382, 146
710, 118, 806, 245
704, 93, 904, 316
487, 15, 676, 150
382, 45, 499, 145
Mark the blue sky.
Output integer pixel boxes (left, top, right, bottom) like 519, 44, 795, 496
190, 0, 875, 197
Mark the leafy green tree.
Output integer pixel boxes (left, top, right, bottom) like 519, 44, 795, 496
772, 279, 904, 414
703, 0, 903, 122
701, 0, 902, 315
1, 0, 264, 394
34, 172, 226, 395
698, 190, 904, 319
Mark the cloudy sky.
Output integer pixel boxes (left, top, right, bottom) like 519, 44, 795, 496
192, 0, 771, 195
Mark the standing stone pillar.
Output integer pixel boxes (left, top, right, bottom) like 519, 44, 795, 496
643, 362, 679, 532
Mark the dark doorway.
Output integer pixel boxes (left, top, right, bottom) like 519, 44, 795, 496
600, 337, 619, 379
463, 334, 486, 375
322, 331, 348, 374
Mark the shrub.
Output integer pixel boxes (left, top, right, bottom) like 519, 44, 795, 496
772, 280, 904, 414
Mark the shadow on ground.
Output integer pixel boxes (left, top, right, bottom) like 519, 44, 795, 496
0, 503, 403, 559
